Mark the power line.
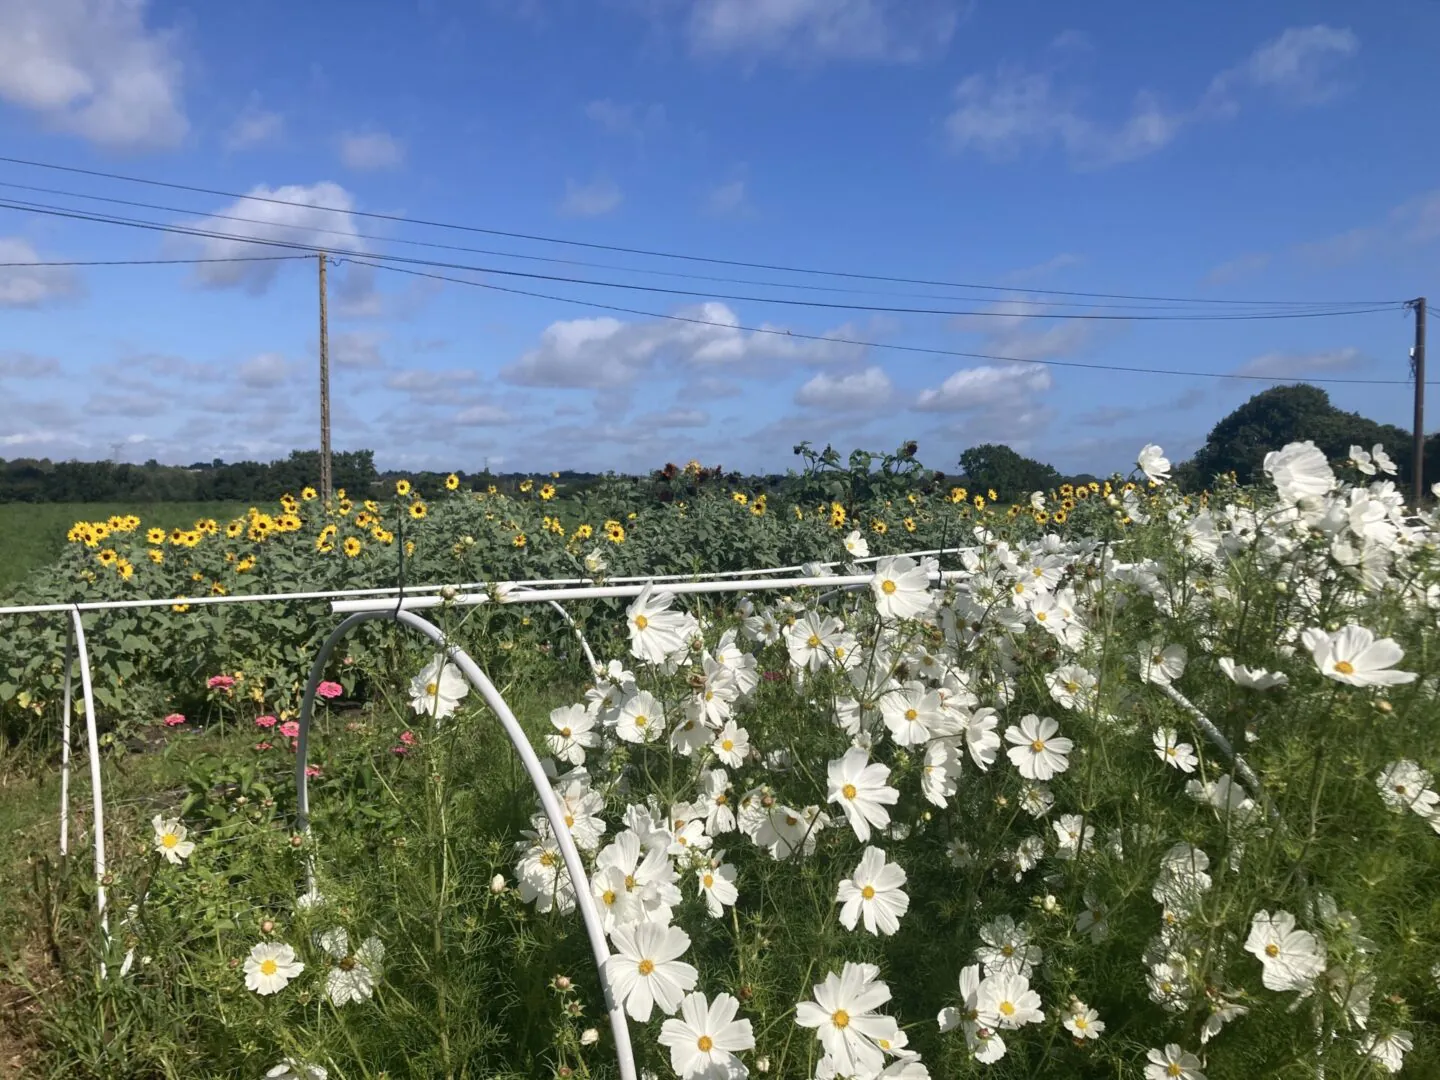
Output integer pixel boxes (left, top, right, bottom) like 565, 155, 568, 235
0, 178, 1369, 315
0, 254, 311, 268
0, 153, 1398, 308
348, 256, 1440, 387
0, 196, 1404, 324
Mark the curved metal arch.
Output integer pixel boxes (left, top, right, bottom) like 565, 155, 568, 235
293, 608, 637, 1080
66, 608, 110, 946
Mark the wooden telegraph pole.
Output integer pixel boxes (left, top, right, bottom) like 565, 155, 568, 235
318, 251, 333, 502
1410, 297, 1426, 506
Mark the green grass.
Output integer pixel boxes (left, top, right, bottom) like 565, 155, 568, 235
0, 504, 248, 593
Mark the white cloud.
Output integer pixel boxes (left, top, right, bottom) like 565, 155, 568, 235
706, 177, 751, 216
225, 104, 283, 150
0, 350, 61, 377
687, 0, 960, 63
0, 0, 187, 149
1005, 253, 1081, 283
953, 296, 1098, 362
384, 369, 480, 398
585, 99, 666, 137
794, 366, 892, 411
331, 330, 386, 370
178, 182, 362, 293
914, 364, 1051, 412
635, 407, 711, 428
559, 177, 623, 218
0, 237, 80, 307
947, 25, 1358, 169
501, 303, 865, 389
1208, 25, 1359, 107
1298, 190, 1440, 265
339, 131, 405, 170
1204, 251, 1271, 286
453, 403, 514, 426
237, 352, 293, 388
1233, 347, 1366, 379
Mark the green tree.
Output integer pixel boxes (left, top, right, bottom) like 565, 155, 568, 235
1182, 385, 1413, 490
956, 443, 1062, 500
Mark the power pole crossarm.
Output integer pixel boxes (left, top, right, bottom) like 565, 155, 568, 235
1410, 297, 1426, 506
318, 252, 333, 502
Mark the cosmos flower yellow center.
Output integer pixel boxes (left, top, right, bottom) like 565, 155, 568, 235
1265, 943, 1279, 957
260, 959, 278, 976
807, 634, 821, 648
634, 615, 649, 630
831, 1009, 850, 1028
880, 580, 896, 595
905, 709, 917, 721
539, 852, 557, 868
624, 874, 637, 890
842, 783, 857, 800
426, 682, 438, 696
702, 874, 714, 888
722, 739, 734, 751
560, 727, 572, 737
637, 959, 655, 976
1074, 1017, 1089, 1029
602, 890, 616, 905
1167, 1066, 1182, 1078
697, 1035, 713, 1052
1031, 739, 1046, 753
861, 885, 875, 900
1333, 660, 1355, 675
635, 715, 648, 728
162, 833, 178, 848
999, 1001, 1015, 1017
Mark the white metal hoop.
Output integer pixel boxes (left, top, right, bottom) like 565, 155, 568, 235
292, 608, 637, 1080
68, 607, 109, 945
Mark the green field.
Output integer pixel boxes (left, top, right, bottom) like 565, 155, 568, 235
0, 503, 248, 593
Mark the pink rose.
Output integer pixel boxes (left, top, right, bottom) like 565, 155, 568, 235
254, 715, 277, 728
315, 681, 343, 700
162, 713, 186, 727
279, 720, 300, 738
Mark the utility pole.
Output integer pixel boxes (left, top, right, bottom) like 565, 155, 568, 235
318, 251, 333, 502
1409, 297, 1426, 506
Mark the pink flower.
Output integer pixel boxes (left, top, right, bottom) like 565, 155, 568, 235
279, 720, 300, 738
399, 730, 416, 746
390, 745, 409, 756
207, 674, 236, 690
315, 681, 343, 700
305, 765, 322, 778
255, 715, 277, 728
162, 713, 186, 727
254, 741, 273, 751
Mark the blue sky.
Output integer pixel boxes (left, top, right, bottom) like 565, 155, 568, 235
0, 0, 1435, 477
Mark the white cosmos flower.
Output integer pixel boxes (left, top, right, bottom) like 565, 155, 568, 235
1301, 625, 1416, 686
795, 961, 898, 1079
1358, 1029, 1413, 1073
878, 683, 943, 746
1153, 727, 1199, 772
151, 815, 195, 863
1003, 715, 1072, 781
1144, 1044, 1206, 1080
696, 862, 739, 917
1052, 813, 1094, 859
658, 991, 755, 1080
920, 739, 961, 807
1244, 910, 1326, 992
1045, 665, 1096, 710
605, 921, 698, 1022
870, 555, 933, 621
409, 655, 468, 720
616, 689, 666, 744
317, 927, 384, 1006
1217, 657, 1289, 690
1139, 641, 1187, 686
627, 584, 691, 666
711, 721, 750, 768
1370, 443, 1397, 475
836, 847, 909, 936
546, 703, 600, 765
1264, 440, 1335, 505
975, 915, 1041, 978
1063, 1003, 1104, 1040
975, 971, 1043, 1030
786, 612, 845, 672
1375, 760, 1440, 817
1349, 444, 1377, 475
243, 941, 304, 995
266, 1061, 328, 1080
1138, 443, 1171, 484
963, 707, 1001, 770
843, 529, 870, 558
827, 747, 900, 843
937, 964, 1006, 1064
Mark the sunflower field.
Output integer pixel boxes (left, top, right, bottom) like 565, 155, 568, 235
1, 441, 1438, 1080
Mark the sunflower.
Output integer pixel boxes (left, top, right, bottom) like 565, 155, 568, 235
409, 501, 428, 521
355, 511, 374, 528
1074, 486, 1090, 500
950, 487, 968, 504
1053, 509, 1068, 524
171, 601, 191, 613
539, 483, 556, 501
169, 528, 185, 545
445, 473, 460, 491
405, 540, 415, 557
574, 523, 594, 540
731, 492, 749, 506
973, 495, 986, 510
1059, 483, 1074, 497
226, 519, 245, 538
116, 559, 135, 580
146, 527, 166, 545
1061, 497, 1076, 511
604, 521, 626, 544
870, 517, 887, 534
1033, 510, 1050, 525
902, 516, 917, 533
513, 532, 528, 548
147, 549, 165, 565
198, 519, 219, 535
301, 486, 318, 501
211, 582, 228, 596
373, 528, 394, 545
395, 479, 412, 497
337, 499, 353, 516
829, 502, 847, 529
236, 555, 256, 573
793, 506, 803, 520
364, 500, 379, 514
987, 488, 998, 502
343, 537, 363, 558
97, 549, 118, 566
